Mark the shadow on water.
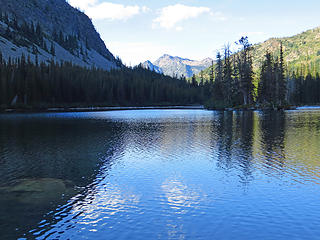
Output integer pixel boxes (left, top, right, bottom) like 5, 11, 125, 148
0, 113, 127, 239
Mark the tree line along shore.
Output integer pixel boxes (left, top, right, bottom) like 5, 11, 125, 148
0, 20, 319, 112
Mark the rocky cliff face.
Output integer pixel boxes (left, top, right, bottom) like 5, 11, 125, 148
143, 54, 213, 78
141, 60, 163, 74
0, 0, 120, 70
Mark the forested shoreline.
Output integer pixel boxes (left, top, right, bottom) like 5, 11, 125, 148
0, 36, 320, 111
0, 6, 320, 112
0, 50, 206, 111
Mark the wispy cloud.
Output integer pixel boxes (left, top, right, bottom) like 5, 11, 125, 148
210, 11, 228, 21
68, 0, 146, 21
108, 41, 174, 65
152, 4, 211, 30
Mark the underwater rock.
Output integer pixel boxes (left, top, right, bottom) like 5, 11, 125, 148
0, 178, 78, 206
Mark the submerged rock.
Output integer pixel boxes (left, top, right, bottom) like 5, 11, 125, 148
0, 178, 78, 206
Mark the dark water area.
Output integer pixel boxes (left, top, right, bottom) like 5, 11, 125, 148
0, 109, 320, 239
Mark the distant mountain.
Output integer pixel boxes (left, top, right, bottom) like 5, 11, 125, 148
0, 0, 121, 70
196, 26, 320, 81
142, 54, 213, 78
141, 60, 163, 74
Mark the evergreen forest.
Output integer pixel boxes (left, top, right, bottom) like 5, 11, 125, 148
0, 52, 204, 109
0, 13, 319, 111
197, 37, 320, 109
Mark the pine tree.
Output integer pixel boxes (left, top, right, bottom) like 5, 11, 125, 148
85, 37, 90, 50
191, 74, 197, 87
36, 23, 42, 37
200, 71, 204, 86
3, 12, 9, 25
32, 45, 38, 55
215, 52, 223, 84
210, 60, 214, 84
236, 36, 255, 105
5, 25, 10, 38
59, 31, 64, 45
211, 51, 224, 104
223, 45, 233, 106
43, 41, 48, 52
258, 51, 274, 104
50, 42, 56, 56
278, 41, 287, 105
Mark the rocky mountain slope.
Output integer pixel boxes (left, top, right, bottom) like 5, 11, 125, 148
0, 0, 120, 70
141, 60, 163, 74
196, 26, 320, 81
143, 54, 213, 78
252, 26, 320, 72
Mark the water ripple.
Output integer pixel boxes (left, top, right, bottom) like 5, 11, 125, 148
0, 110, 320, 239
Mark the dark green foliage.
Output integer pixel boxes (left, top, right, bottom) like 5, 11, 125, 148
0, 11, 82, 57
208, 43, 246, 109
196, 26, 320, 85
191, 74, 197, 87
204, 38, 256, 109
52, 30, 79, 55
258, 51, 276, 104
278, 42, 287, 105
211, 51, 224, 104
50, 42, 55, 56
287, 72, 320, 105
0, 52, 203, 109
236, 37, 255, 105
0, 10, 99, 59
255, 41, 319, 107
222, 45, 234, 105
205, 38, 307, 109
210, 60, 214, 84
1, 13, 45, 50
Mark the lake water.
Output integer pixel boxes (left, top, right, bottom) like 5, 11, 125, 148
0, 109, 320, 240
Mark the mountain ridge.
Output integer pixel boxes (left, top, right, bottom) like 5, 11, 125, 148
142, 54, 213, 78
141, 60, 163, 74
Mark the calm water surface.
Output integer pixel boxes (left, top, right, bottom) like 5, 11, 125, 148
0, 109, 320, 239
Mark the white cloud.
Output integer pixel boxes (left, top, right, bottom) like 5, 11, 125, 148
210, 11, 228, 21
87, 2, 140, 21
107, 41, 175, 66
68, 0, 97, 10
153, 4, 211, 30
68, 0, 147, 21
142, 6, 151, 13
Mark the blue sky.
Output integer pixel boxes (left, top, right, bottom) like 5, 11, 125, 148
68, 0, 320, 65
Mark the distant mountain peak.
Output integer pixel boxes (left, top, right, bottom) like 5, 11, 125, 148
141, 60, 163, 74
145, 54, 213, 78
